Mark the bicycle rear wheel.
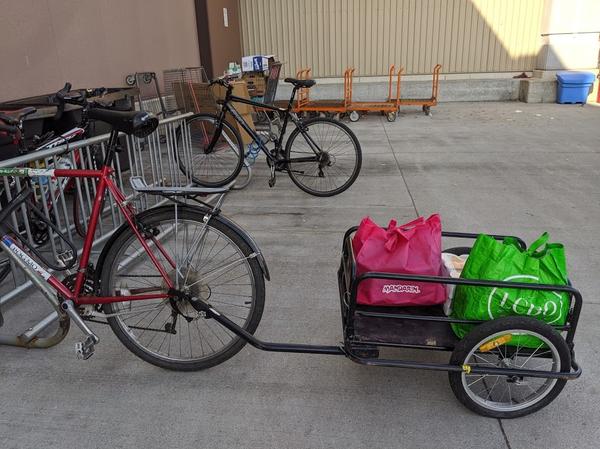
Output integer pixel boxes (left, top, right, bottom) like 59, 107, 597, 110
99, 205, 265, 371
284, 117, 362, 196
176, 113, 244, 187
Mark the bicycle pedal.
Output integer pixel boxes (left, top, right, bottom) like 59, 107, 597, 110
75, 335, 96, 360
57, 250, 75, 267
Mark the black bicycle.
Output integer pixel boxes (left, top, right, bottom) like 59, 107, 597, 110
175, 77, 362, 197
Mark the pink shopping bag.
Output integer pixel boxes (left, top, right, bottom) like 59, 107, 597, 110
352, 215, 446, 306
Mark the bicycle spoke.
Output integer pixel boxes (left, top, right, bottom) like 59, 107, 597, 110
104, 210, 261, 368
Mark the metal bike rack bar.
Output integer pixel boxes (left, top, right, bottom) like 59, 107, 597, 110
0, 113, 199, 307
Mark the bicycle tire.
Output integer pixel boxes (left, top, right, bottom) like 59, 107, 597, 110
99, 205, 265, 371
284, 117, 362, 197
448, 316, 570, 418
175, 113, 245, 187
72, 193, 86, 238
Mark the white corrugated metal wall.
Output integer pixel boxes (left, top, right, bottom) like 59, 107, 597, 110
239, 0, 545, 77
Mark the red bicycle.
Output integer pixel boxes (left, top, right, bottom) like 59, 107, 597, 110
0, 100, 268, 370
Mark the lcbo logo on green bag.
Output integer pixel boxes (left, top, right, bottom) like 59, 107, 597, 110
487, 274, 565, 324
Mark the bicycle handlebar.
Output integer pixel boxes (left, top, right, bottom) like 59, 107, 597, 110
209, 78, 231, 88
53, 82, 72, 120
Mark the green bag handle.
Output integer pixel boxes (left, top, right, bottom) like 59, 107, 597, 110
503, 232, 549, 256
527, 232, 549, 256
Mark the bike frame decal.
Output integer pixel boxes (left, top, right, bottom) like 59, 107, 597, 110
0, 167, 55, 177
1, 235, 51, 280
0, 168, 28, 176
40, 127, 85, 150
28, 168, 56, 177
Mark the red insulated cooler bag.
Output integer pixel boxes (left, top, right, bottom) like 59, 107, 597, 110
352, 215, 446, 306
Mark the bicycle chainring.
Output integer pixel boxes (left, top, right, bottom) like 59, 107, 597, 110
62, 264, 96, 295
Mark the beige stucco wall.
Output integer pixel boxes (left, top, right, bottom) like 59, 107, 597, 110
240, 0, 547, 77
0, 0, 201, 102
537, 0, 600, 70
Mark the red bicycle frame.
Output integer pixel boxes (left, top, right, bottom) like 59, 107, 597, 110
1, 165, 175, 306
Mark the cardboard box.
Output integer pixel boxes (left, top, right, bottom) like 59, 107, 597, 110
242, 72, 267, 97
211, 80, 254, 115
242, 55, 269, 73
211, 80, 255, 145
228, 113, 255, 146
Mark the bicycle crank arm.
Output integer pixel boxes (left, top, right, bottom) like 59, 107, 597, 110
61, 299, 99, 359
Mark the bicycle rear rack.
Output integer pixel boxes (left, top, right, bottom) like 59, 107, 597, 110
129, 176, 233, 196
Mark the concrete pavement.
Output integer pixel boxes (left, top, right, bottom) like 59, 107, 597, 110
1, 102, 599, 448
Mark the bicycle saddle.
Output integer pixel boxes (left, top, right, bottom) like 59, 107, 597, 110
284, 78, 316, 88
0, 107, 37, 125
87, 108, 159, 138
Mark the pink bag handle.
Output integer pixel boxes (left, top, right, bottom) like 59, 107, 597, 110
384, 216, 425, 251
398, 216, 425, 231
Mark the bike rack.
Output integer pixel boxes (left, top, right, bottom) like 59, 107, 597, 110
0, 113, 231, 344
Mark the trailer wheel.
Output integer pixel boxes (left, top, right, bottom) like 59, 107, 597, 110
449, 316, 570, 418
386, 112, 397, 122
423, 105, 431, 116
349, 111, 360, 122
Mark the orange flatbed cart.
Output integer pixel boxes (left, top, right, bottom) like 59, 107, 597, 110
289, 67, 353, 117
273, 67, 352, 116
347, 65, 402, 122
392, 64, 442, 116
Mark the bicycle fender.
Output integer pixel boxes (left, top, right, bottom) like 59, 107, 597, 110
95, 205, 270, 285
212, 212, 270, 282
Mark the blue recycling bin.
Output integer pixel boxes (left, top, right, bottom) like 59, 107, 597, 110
556, 71, 595, 104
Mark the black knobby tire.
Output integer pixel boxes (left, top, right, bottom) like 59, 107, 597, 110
72, 193, 87, 238
175, 113, 245, 187
449, 316, 570, 418
99, 206, 265, 371
284, 117, 362, 197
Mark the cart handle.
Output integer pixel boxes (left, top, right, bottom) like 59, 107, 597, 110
353, 271, 581, 301
342, 226, 527, 250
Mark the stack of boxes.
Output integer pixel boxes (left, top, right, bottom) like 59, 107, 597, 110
241, 55, 276, 99
170, 55, 280, 146
211, 81, 255, 145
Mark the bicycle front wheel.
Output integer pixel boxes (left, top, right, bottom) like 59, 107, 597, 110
285, 117, 362, 196
176, 113, 245, 187
100, 205, 265, 371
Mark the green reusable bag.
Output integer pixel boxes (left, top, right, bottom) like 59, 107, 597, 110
451, 233, 569, 347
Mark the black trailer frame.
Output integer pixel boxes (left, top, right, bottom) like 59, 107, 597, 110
190, 227, 581, 382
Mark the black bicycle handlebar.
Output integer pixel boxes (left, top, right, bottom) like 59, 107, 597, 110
209, 78, 232, 88
52, 82, 72, 121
